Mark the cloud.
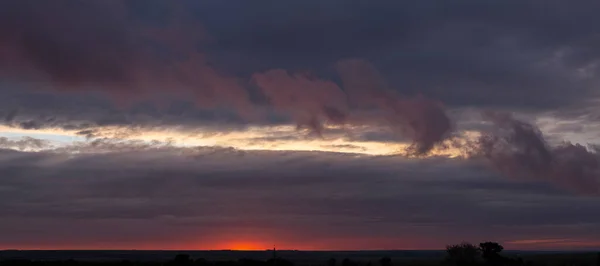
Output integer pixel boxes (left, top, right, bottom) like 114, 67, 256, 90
507, 239, 600, 249
251, 69, 348, 135
197, 0, 600, 111
0, 126, 423, 157
0, 1, 146, 90
0, 83, 268, 135
0, 136, 51, 151
468, 112, 600, 195
3, 109, 596, 196
0, 0, 255, 115
0, 148, 599, 249
249, 59, 454, 154
3, 0, 599, 143
335, 59, 453, 154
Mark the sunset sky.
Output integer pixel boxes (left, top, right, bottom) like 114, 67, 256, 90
1, 0, 600, 251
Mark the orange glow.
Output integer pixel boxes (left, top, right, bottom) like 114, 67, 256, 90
226, 241, 269, 251
3, 237, 598, 251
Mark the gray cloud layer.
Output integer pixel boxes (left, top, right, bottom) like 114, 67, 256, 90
2, 0, 600, 155
3, 0, 600, 122
1, 148, 599, 249
198, 0, 600, 110
2, 1, 600, 138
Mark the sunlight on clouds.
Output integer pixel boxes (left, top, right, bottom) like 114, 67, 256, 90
0, 124, 470, 157
0, 126, 85, 144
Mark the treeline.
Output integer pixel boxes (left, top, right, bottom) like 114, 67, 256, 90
1, 242, 599, 266
445, 242, 523, 266
445, 241, 600, 266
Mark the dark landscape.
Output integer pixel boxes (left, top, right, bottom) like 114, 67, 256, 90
1, 243, 599, 266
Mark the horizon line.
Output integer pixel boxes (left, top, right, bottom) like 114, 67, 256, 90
2, 249, 597, 253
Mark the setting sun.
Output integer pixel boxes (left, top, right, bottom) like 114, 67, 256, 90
227, 242, 269, 251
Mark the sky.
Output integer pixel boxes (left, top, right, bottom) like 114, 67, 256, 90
1, 0, 600, 251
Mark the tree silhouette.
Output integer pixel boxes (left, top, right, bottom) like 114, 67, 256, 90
327, 258, 337, 266
267, 257, 294, 266
379, 257, 392, 266
445, 242, 480, 266
479, 242, 504, 265
195, 258, 211, 266
342, 258, 355, 266
172, 254, 192, 265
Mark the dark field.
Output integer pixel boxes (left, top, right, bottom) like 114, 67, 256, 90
0, 250, 598, 266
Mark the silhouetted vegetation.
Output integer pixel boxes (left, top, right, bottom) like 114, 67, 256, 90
341, 258, 356, 266
378, 257, 391, 266
0, 246, 598, 266
327, 258, 336, 266
479, 242, 503, 265
445, 242, 480, 265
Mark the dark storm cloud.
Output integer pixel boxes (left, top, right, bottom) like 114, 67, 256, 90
0, 87, 261, 133
335, 59, 453, 154
469, 112, 600, 195
3, 0, 600, 122
0, 0, 257, 116
251, 69, 348, 135
0, 1, 148, 90
196, 0, 600, 110
1, 148, 599, 248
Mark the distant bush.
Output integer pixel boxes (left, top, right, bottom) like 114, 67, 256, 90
379, 257, 392, 266
445, 242, 480, 266
327, 258, 336, 266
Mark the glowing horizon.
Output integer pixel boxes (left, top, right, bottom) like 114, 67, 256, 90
4, 239, 600, 251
